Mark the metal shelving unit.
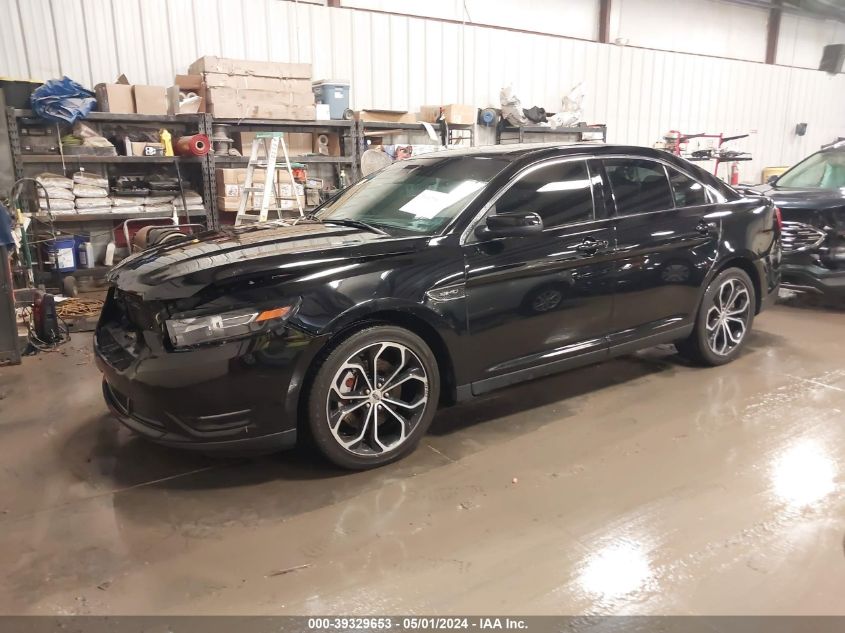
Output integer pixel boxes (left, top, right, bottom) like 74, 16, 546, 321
208, 118, 360, 218
209, 118, 359, 214
213, 155, 353, 165
496, 123, 607, 144
18, 155, 205, 164
357, 120, 475, 149
7, 109, 216, 231
6, 107, 216, 287
33, 210, 207, 222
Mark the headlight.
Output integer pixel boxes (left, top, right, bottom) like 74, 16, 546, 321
165, 303, 297, 348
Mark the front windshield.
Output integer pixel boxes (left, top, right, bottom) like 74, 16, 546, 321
777, 150, 845, 189
317, 155, 510, 235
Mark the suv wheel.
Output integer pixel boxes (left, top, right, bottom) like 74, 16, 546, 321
677, 267, 756, 366
307, 326, 440, 469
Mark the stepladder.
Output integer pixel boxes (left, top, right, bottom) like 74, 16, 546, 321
235, 132, 305, 225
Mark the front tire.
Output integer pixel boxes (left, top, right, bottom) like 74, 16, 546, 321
677, 267, 756, 366
307, 326, 440, 469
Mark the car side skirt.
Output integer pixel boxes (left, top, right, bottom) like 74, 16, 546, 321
456, 322, 694, 401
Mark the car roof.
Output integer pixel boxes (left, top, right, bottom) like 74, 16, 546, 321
418, 142, 675, 162
412, 142, 739, 201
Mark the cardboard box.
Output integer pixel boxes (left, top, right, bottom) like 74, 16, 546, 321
210, 100, 316, 120
216, 168, 266, 198
277, 183, 305, 198
133, 85, 167, 115
305, 189, 321, 206
217, 196, 266, 212
279, 196, 305, 211
357, 109, 416, 123
218, 194, 304, 213
235, 131, 314, 156
167, 75, 206, 114
420, 104, 478, 125
189, 56, 311, 79
130, 141, 164, 156
203, 74, 311, 92
313, 132, 341, 157
95, 83, 134, 113
207, 87, 314, 107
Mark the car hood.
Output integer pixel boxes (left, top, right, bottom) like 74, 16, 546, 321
108, 220, 427, 300
749, 184, 845, 211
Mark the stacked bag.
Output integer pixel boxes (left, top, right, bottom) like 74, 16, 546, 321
145, 195, 175, 215
110, 196, 146, 214
35, 173, 75, 214
173, 190, 205, 214
73, 171, 111, 213
33, 173, 205, 216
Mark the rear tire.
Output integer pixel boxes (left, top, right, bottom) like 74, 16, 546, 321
677, 267, 756, 366
307, 325, 440, 470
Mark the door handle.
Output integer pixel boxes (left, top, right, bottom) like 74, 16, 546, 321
696, 220, 715, 236
575, 238, 609, 254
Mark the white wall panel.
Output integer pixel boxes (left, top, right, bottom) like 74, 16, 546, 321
777, 13, 845, 70
16, 0, 60, 80
1, 0, 844, 183
0, 0, 30, 78
192, 0, 222, 59
52, 0, 93, 88
139, 0, 174, 85
82, 0, 120, 83
111, 0, 148, 83
610, 0, 768, 63
343, 0, 598, 40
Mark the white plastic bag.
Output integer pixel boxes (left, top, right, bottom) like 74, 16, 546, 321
500, 84, 528, 127
39, 186, 75, 201
75, 197, 112, 209
36, 172, 73, 189
145, 203, 175, 213
110, 196, 148, 207
549, 82, 586, 129
39, 199, 75, 211
73, 183, 108, 198
73, 171, 109, 188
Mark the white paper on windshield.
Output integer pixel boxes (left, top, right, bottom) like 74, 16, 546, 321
399, 189, 451, 218
398, 180, 485, 219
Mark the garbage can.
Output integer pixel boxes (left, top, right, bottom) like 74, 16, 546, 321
312, 80, 350, 120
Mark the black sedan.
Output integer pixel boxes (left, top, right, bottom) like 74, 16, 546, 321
749, 145, 845, 297
96, 144, 780, 469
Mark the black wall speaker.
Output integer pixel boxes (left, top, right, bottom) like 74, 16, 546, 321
819, 44, 845, 74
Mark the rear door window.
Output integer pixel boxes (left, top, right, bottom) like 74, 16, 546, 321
667, 168, 709, 207
603, 159, 674, 215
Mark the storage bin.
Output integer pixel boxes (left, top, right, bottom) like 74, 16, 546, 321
312, 80, 350, 120
45, 237, 76, 272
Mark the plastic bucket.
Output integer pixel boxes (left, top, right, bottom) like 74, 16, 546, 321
46, 237, 76, 272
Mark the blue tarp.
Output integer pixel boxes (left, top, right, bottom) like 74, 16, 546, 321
30, 77, 96, 124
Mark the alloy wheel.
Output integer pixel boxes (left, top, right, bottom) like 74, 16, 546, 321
531, 289, 562, 313
705, 277, 751, 356
326, 342, 429, 456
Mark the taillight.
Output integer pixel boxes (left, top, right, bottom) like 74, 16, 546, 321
774, 206, 783, 231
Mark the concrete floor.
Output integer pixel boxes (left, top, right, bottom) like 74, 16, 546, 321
0, 298, 844, 616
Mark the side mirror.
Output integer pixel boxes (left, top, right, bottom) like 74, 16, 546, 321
767, 174, 779, 185
475, 211, 544, 238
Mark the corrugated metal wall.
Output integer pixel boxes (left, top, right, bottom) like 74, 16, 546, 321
1, 0, 844, 181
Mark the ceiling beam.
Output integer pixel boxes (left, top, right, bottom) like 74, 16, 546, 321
598, 0, 611, 44
765, 0, 783, 65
